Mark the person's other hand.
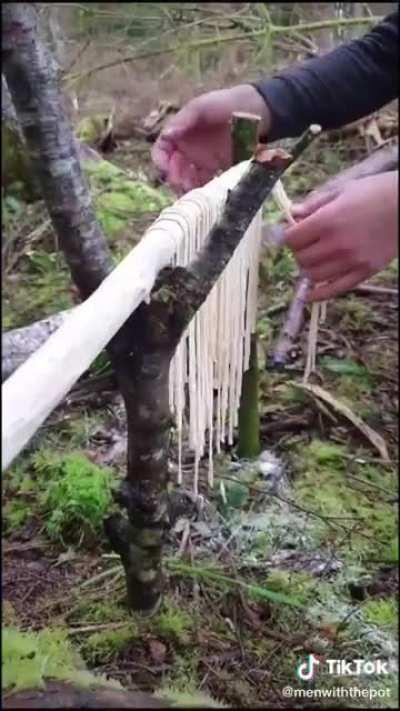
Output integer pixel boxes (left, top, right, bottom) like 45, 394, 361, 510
283, 171, 398, 301
151, 85, 271, 195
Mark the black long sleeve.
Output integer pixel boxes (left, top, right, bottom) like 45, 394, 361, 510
254, 11, 399, 142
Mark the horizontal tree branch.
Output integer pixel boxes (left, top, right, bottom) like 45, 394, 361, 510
65, 15, 382, 85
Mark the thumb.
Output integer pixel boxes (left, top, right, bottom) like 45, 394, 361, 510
291, 186, 340, 219
162, 103, 199, 141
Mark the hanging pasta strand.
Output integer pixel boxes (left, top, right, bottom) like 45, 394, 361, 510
164, 181, 263, 492
163, 167, 323, 493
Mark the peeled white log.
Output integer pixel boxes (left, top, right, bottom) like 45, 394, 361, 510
2, 161, 251, 471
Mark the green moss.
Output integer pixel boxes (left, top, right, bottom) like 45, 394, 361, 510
156, 653, 202, 704
160, 687, 227, 708
293, 440, 397, 560
70, 599, 130, 626
36, 452, 118, 546
76, 115, 107, 145
306, 439, 345, 465
83, 159, 171, 238
2, 124, 39, 201
150, 600, 193, 644
2, 627, 121, 694
362, 597, 398, 631
218, 478, 249, 515
2, 499, 31, 534
265, 570, 315, 603
80, 626, 136, 664
339, 297, 374, 332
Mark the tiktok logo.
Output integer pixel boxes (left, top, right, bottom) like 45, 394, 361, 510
296, 654, 321, 681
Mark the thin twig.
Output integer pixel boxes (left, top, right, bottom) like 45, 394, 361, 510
79, 565, 123, 588
351, 284, 398, 296
345, 473, 396, 498
67, 621, 128, 636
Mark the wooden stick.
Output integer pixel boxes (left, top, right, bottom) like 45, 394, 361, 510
231, 112, 262, 459
351, 284, 398, 297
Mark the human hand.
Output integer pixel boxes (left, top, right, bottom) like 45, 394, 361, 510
151, 85, 271, 195
284, 171, 398, 301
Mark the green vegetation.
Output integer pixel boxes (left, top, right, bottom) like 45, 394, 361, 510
69, 599, 131, 626
362, 597, 398, 631
159, 687, 227, 708
80, 626, 135, 664
2, 246, 73, 330
2, 627, 121, 694
166, 559, 303, 607
292, 439, 398, 562
3, 449, 119, 547
3, 499, 31, 534
3, 159, 172, 330
150, 599, 193, 644
83, 159, 171, 239
38, 452, 118, 545
264, 570, 315, 603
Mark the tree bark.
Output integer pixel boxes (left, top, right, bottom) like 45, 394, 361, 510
105, 130, 320, 613
2, 4, 112, 299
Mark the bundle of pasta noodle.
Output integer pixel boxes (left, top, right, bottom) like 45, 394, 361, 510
165, 176, 322, 493
163, 183, 262, 493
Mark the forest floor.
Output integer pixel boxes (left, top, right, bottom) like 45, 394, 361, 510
2, 67, 399, 708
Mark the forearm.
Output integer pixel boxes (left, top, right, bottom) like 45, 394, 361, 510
253, 12, 398, 141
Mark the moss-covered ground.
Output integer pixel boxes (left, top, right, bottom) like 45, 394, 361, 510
2, 112, 398, 708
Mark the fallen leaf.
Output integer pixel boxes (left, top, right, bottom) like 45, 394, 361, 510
292, 381, 389, 461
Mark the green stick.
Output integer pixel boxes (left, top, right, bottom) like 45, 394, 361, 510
231, 112, 262, 459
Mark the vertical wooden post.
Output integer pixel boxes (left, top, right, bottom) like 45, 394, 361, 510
231, 113, 262, 459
